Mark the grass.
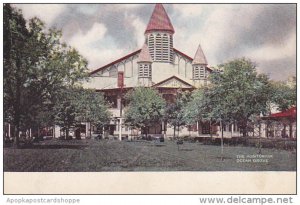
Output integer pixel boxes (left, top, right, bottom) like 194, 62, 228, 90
4, 139, 296, 172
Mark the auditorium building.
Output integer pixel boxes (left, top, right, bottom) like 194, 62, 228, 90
83, 3, 242, 139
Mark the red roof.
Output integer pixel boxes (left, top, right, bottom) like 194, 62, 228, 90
90, 49, 141, 75
173, 48, 193, 61
269, 107, 296, 118
145, 4, 175, 34
262, 107, 296, 120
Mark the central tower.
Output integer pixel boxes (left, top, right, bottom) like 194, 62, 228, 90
144, 4, 175, 63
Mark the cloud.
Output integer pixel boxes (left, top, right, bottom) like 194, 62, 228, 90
11, 4, 296, 80
172, 4, 204, 18
246, 33, 296, 61
68, 23, 116, 69
13, 4, 66, 26
124, 13, 146, 48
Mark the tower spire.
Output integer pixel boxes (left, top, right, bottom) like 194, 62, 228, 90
192, 44, 208, 65
145, 4, 175, 34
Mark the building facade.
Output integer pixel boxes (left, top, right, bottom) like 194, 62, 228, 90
83, 4, 241, 139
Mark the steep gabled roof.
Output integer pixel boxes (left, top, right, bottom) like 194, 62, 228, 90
137, 44, 153, 63
145, 4, 175, 34
192, 44, 208, 65
152, 75, 194, 88
173, 48, 212, 73
89, 49, 141, 76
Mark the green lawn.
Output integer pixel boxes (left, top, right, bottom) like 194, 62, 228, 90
4, 139, 296, 171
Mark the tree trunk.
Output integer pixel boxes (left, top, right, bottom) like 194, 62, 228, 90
89, 122, 92, 138
173, 125, 176, 138
289, 121, 293, 139
221, 120, 224, 161
258, 121, 262, 154
14, 124, 20, 148
13, 51, 22, 148
242, 120, 247, 137
145, 126, 148, 139
210, 120, 213, 138
37, 125, 40, 139
66, 128, 69, 140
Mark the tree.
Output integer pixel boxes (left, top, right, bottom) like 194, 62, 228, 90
270, 81, 296, 111
4, 4, 30, 146
3, 4, 89, 146
124, 87, 166, 137
164, 91, 190, 138
54, 88, 111, 139
75, 89, 111, 131
209, 58, 272, 138
183, 88, 211, 127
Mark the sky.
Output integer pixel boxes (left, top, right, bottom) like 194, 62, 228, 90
13, 3, 296, 81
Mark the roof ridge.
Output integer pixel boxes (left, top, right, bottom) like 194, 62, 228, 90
89, 49, 141, 75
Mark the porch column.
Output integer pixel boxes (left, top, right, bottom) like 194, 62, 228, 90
85, 122, 89, 138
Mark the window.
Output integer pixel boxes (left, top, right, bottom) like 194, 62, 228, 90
148, 33, 173, 63
155, 34, 162, 61
148, 34, 154, 59
138, 64, 152, 78
193, 66, 206, 79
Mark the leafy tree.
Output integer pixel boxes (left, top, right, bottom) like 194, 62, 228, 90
124, 87, 166, 137
54, 88, 111, 139
164, 91, 190, 138
270, 81, 296, 111
75, 89, 111, 131
4, 4, 29, 145
54, 88, 77, 139
3, 4, 89, 146
183, 88, 211, 126
208, 58, 272, 137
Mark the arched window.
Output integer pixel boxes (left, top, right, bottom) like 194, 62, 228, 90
162, 34, 169, 61
155, 34, 162, 61
148, 34, 154, 59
